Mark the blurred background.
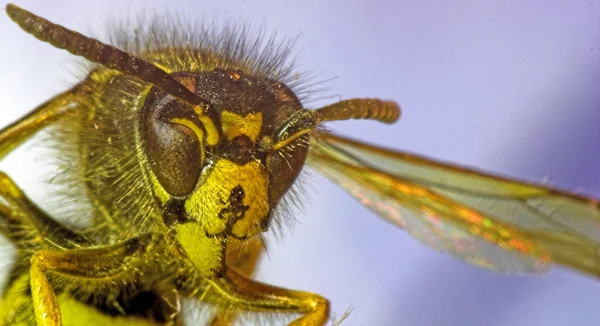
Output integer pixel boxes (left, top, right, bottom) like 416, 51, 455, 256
0, 1, 599, 325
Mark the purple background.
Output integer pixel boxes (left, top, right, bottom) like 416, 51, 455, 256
1, 1, 599, 325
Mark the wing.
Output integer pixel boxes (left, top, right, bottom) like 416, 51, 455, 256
307, 131, 600, 277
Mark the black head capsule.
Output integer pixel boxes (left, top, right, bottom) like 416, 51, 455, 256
139, 69, 309, 238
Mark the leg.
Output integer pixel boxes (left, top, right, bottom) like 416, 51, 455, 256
28, 233, 155, 326
0, 172, 91, 324
0, 171, 88, 249
209, 237, 265, 325
0, 84, 88, 248
0, 84, 84, 160
201, 267, 330, 326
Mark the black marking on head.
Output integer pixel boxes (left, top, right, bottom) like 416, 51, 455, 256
218, 135, 258, 164
162, 199, 187, 226
218, 185, 250, 236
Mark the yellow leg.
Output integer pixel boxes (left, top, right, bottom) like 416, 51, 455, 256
202, 267, 330, 326
28, 234, 156, 326
0, 84, 84, 161
0, 171, 92, 325
0, 171, 88, 249
0, 84, 86, 248
209, 237, 265, 325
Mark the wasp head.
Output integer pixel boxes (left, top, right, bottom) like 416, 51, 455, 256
140, 69, 308, 242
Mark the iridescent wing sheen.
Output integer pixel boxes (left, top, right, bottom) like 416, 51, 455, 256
307, 132, 600, 277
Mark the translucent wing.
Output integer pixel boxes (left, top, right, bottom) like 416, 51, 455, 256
307, 132, 600, 277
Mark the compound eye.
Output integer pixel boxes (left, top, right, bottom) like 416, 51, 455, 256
268, 134, 310, 204
140, 88, 203, 197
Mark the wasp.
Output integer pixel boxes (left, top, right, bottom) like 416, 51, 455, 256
0, 3, 599, 326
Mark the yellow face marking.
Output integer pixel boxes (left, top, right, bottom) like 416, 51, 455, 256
221, 111, 263, 142
192, 106, 220, 145
175, 223, 223, 276
272, 129, 312, 151
184, 159, 269, 239
170, 118, 204, 142
199, 115, 219, 145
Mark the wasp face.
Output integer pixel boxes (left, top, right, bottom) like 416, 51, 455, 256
140, 69, 308, 243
